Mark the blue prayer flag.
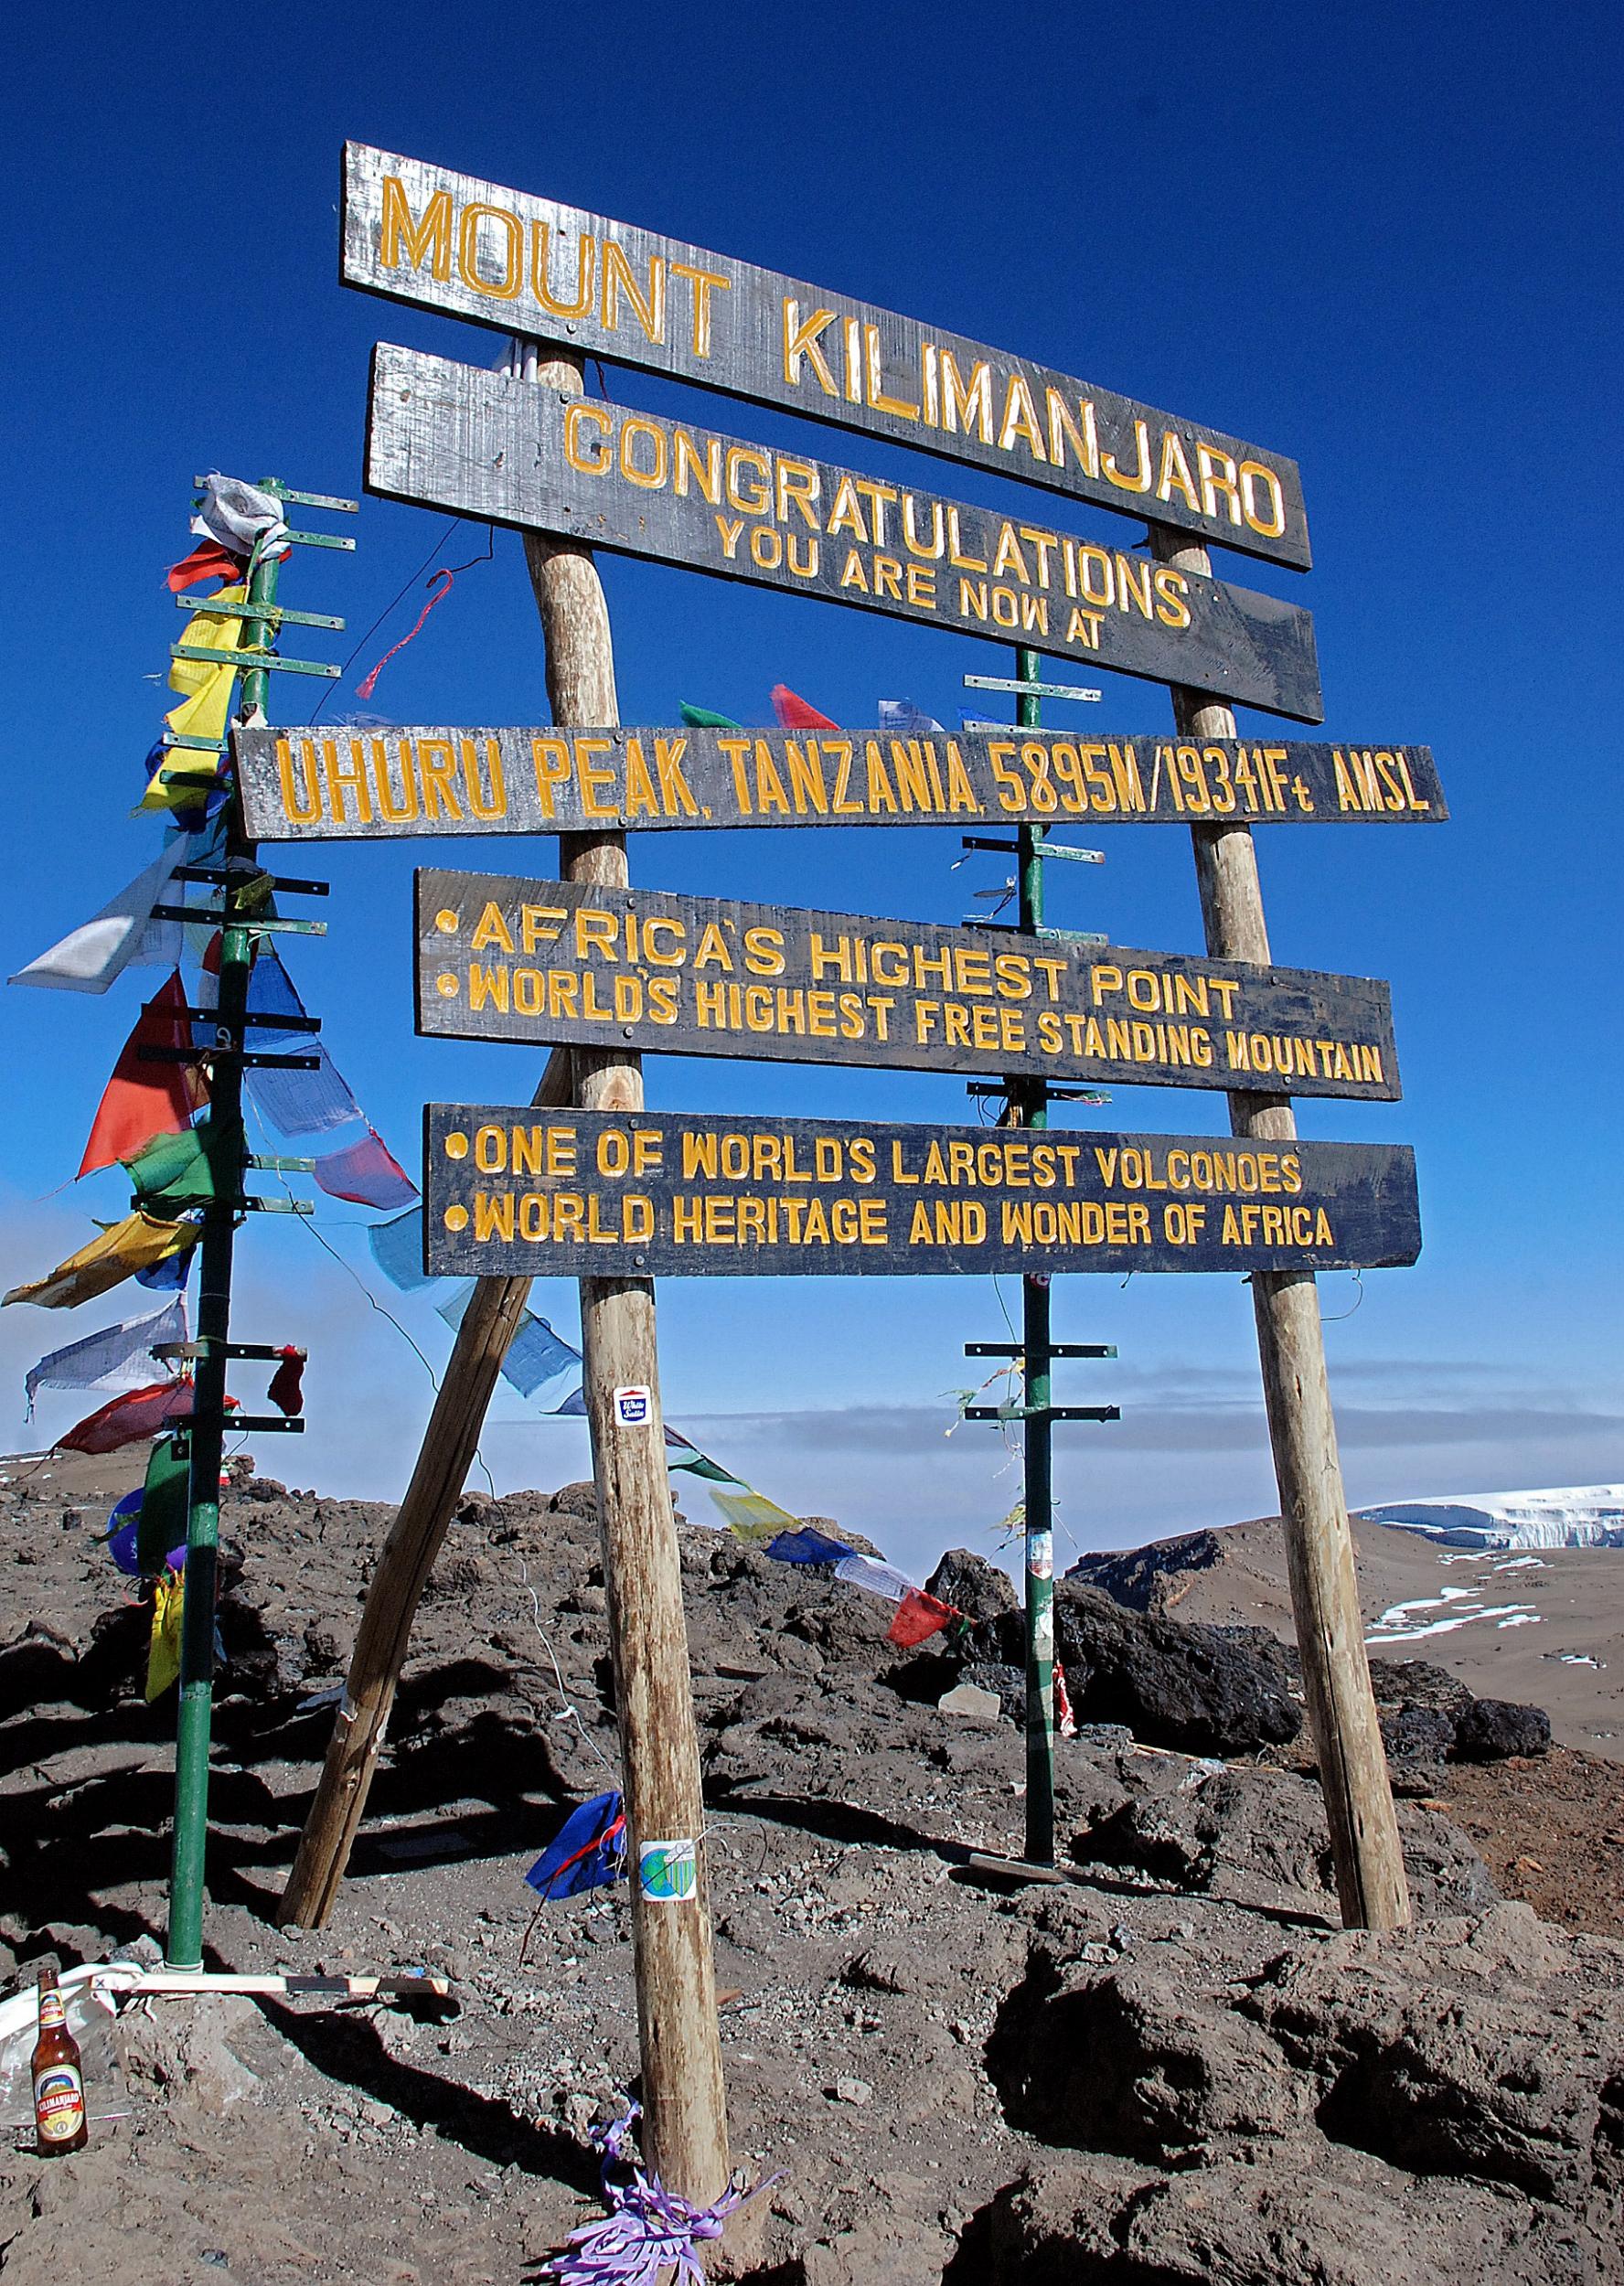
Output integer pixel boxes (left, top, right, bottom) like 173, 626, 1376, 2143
765, 1528, 856, 1566
524, 1791, 626, 1900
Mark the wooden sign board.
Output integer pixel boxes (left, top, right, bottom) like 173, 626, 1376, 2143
234, 722, 1445, 842
366, 345, 1324, 723
344, 144, 1310, 571
423, 1105, 1421, 1280
414, 869, 1400, 1103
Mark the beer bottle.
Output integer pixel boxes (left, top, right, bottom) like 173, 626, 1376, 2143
31, 1969, 88, 2155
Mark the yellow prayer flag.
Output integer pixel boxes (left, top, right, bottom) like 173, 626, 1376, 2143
136, 749, 221, 816
167, 586, 247, 696
3, 1211, 197, 1309
145, 1570, 185, 1699
708, 1486, 801, 1544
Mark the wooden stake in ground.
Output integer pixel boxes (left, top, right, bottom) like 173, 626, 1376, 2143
1149, 522, 1411, 1934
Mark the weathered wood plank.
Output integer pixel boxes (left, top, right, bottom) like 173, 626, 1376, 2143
414, 869, 1402, 1102
233, 721, 1445, 840
364, 345, 1324, 721
343, 142, 1310, 570
423, 1106, 1422, 1280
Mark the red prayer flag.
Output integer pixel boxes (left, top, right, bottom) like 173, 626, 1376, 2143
58, 1377, 235, 1455
771, 684, 839, 731
886, 1587, 957, 1648
166, 539, 248, 593
266, 1347, 305, 1417
79, 972, 207, 1177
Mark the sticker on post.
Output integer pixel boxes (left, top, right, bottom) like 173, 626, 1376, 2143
638, 1839, 698, 1903
1027, 1535, 1053, 1581
614, 1384, 653, 1427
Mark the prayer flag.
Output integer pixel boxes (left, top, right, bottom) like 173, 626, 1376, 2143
9, 842, 189, 994
524, 1792, 626, 1900
771, 684, 838, 730
135, 1435, 191, 1575
679, 702, 741, 729
124, 1118, 240, 1208
4, 1212, 198, 1310
167, 539, 248, 593
664, 1428, 743, 1482
191, 475, 289, 563
833, 1552, 916, 1603
313, 1128, 417, 1210
886, 1588, 957, 1648
708, 1485, 801, 1542
267, 1347, 304, 1417
878, 698, 945, 736
24, 1297, 187, 1414
242, 951, 361, 1136
434, 1287, 582, 1401
135, 1245, 194, 1292
764, 1528, 855, 1566
368, 1205, 432, 1291
79, 973, 208, 1176
168, 588, 249, 697
58, 1378, 208, 1455
146, 1573, 185, 1700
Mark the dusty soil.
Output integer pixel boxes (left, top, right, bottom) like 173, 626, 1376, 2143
1, 1455, 1620, 2283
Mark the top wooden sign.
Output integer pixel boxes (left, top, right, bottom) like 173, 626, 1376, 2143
342, 144, 1311, 572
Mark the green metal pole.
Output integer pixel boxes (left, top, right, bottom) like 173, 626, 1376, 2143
1015, 642, 1054, 1864
166, 510, 280, 1967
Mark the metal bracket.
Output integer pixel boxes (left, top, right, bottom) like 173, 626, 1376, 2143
961, 1405, 1121, 1424
171, 644, 341, 680
193, 478, 358, 514
959, 834, 1104, 866
147, 906, 327, 936
136, 1044, 321, 1072
228, 1415, 307, 1434
177, 596, 345, 632
963, 1082, 1110, 1106
154, 1341, 309, 1363
963, 674, 1103, 703
965, 1341, 1116, 1360
171, 865, 329, 898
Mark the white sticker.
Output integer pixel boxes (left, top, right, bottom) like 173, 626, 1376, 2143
613, 1384, 654, 1426
1027, 1534, 1053, 1581
637, 1839, 698, 1902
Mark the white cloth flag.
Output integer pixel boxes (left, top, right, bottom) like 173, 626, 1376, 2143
9, 843, 189, 993
879, 698, 946, 736
833, 1553, 917, 1603
192, 474, 289, 562
24, 1297, 187, 1414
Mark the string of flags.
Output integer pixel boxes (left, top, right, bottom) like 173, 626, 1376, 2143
678, 686, 948, 736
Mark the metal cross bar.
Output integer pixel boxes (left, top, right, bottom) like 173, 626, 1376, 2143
965, 1341, 1117, 1360
177, 597, 346, 631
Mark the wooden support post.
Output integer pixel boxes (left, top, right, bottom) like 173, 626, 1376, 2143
278, 1044, 570, 1931
515, 341, 729, 2206
286, 340, 731, 2209
1149, 523, 1410, 1934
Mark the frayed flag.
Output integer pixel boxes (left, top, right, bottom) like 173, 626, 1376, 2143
886, 1587, 958, 1648
879, 699, 946, 736
764, 1527, 854, 1565
24, 1297, 186, 1415
9, 843, 190, 994
80, 974, 208, 1177
525, 1792, 627, 1901
313, 1127, 418, 1210
5, 1212, 199, 1310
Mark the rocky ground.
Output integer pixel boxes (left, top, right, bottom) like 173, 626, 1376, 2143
0, 1458, 1620, 2283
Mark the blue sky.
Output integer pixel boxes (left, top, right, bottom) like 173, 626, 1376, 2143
3, 1, 1619, 1572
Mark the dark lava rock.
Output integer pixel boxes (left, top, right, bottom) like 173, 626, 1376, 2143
928, 1546, 1017, 1626
1065, 1527, 1229, 1616
1454, 1697, 1552, 1762
1368, 1656, 1475, 1721
957, 1659, 1024, 1724
1052, 1580, 1302, 1756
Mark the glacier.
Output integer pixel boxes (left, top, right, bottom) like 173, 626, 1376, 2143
1354, 1485, 1624, 1551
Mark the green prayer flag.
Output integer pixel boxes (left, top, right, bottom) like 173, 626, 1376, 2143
137, 1433, 191, 1575
678, 701, 741, 729
125, 1117, 241, 1207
